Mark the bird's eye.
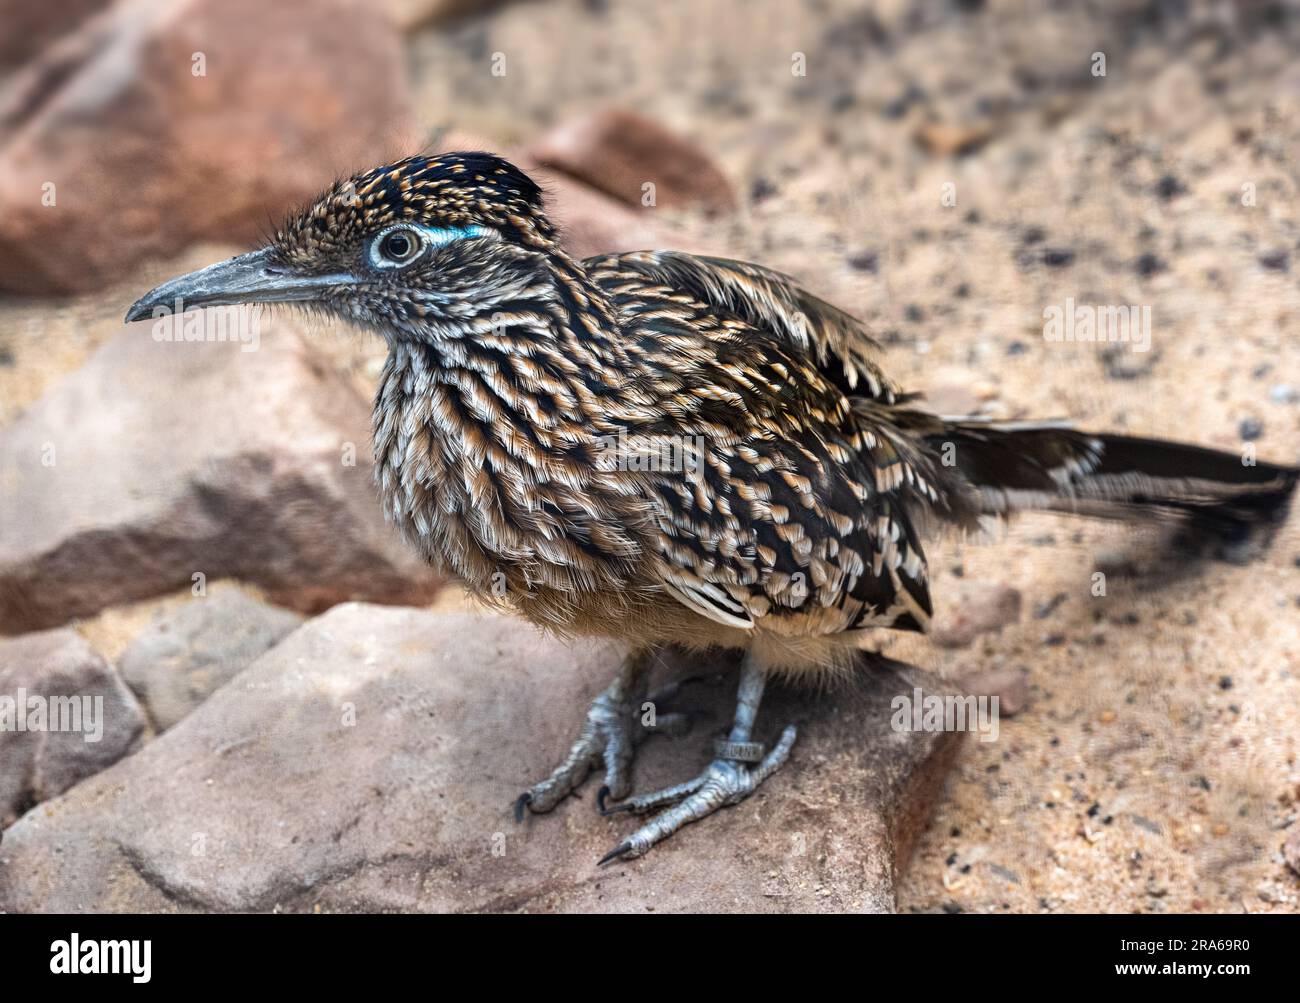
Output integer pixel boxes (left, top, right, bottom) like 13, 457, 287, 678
369, 223, 493, 270
379, 227, 422, 265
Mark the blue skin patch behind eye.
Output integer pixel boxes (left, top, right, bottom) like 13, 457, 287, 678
421, 224, 491, 246
370, 223, 491, 269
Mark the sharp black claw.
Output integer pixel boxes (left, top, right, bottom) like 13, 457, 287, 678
598, 841, 632, 866
597, 787, 634, 816
513, 792, 533, 823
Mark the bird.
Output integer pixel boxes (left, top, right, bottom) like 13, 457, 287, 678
126, 151, 1299, 865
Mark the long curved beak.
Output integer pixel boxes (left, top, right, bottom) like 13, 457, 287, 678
124, 248, 351, 323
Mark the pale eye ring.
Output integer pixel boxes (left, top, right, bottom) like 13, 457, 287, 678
373, 225, 425, 268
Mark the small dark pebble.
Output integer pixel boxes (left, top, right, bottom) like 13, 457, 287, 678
1044, 633, 1066, 646
1195, 775, 1212, 791
750, 176, 778, 202
950, 826, 962, 837
1154, 174, 1186, 200
1134, 252, 1166, 277
904, 304, 925, 323
1258, 249, 1290, 272
1035, 592, 1068, 619
1006, 339, 1027, 355
847, 250, 878, 273
1101, 345, 1159, 380
942, 902, 964, 914
964, 209, 981, 224
1218, 675, 1233, 690
1239, 417, 1263, 441
954, 282, 971, 298
1023, 226, 1046, 245
1131, 814, 1163, 835
830, 91, 857, 113
1042, 247, 1075, 268
946, 852, 958, 866
1087, 802, 1101, 817
882, 82, 926, 119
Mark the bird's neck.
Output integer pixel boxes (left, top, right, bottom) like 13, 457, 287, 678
370, 249, 652, 586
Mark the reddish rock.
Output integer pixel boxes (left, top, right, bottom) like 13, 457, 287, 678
545, 170, 663, 260
530, 108, 738, 214
0, 0, 110, 73
0, 0, 412, 294
0, 627, 145, 826
958, 666, 1030, 716
0, 605, 960, 912
930, 582, 1022, 649
0, 302, 441, 632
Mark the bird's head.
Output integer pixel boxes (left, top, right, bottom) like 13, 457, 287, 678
125, 152, 560, 340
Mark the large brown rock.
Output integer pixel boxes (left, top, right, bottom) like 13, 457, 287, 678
0, 605, 961, 912
0, 0, 412, 294
0, 0, 110, 74
0, 627, 145, 826
0, 306, 441, 632
530, 108, 738, 215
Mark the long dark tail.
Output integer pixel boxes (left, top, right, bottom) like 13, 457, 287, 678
927, 418, 1298, 542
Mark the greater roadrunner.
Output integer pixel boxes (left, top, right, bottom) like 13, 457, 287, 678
127, 152, 1298, 864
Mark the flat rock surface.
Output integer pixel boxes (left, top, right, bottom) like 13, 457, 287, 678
0, 605, 960, 913
0, 627, 145, 825
118, 585, 304, 732
531, 107, 738, 213
0, 311, 441, 632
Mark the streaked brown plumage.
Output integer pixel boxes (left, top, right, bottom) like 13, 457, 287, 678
127, 152, 1299, 862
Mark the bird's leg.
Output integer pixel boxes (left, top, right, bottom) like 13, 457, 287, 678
516, 647, 692, 819
598, 650, 797, 864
